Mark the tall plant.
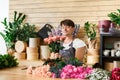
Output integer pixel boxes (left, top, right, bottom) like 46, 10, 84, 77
0, 11, 26, 49
84, 21, 97, 49
84, 21, 96, 40
0, 11, 37, 49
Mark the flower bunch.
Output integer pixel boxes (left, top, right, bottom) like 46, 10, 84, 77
27, 65, 55, 78
111, 68, 120, 80
87, 68, 111, 80
44, 26, 66, 53
60, 64, 93, 79
44, 36, 65, 53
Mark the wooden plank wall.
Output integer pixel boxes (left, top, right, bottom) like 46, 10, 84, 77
9, 0, 120, 47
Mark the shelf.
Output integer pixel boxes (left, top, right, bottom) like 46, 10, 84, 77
102, 56, 120, 59
100, 34, 120, 69
100, 33, 120, 37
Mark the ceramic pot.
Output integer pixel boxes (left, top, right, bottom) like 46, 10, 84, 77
98, 20, 111, 32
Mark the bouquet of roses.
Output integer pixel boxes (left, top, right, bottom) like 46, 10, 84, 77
111, 68, 120, 80
44, 36, 65, 53
44, 26, 66, 59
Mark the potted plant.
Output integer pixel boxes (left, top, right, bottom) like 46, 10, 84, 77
84, 21, 97, 49
84, 21, 99, 65
0, 11, 38, 54
0, 11, 26, 54
108, 9, 120, 28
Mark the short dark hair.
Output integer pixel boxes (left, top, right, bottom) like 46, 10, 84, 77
60, 19, 75, 28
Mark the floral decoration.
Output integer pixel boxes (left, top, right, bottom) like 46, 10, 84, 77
27, 65, 55, 78
44, 36, 65, 53
44, 27, 65, 53
87, 68, 111, 80
60, 64, 92, 79
111, 68, 120, 80
43, 58, 83, 78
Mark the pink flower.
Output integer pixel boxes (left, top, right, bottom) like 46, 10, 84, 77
60, 64, 93, 79
26, 65, 54, 78
44, 38, 49, 43
44, 36, 64, 53
26, 66, 33, 74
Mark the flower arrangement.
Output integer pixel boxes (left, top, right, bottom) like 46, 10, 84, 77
44, 26, 65, 53
44, 36, 65, 53
43, 58, 83, 78
111, 68, 120, 80
27, 65, 55, 78
87, 68, 111, 80
60, 64, 92, 79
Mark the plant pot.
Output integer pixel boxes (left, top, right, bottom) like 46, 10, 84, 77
87, 54, 99, 65
87, 49, 99, 55
98, 20, 111, 32
87, 39, 97, 49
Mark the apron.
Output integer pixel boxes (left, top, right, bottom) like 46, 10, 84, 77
59, 42, 75, 61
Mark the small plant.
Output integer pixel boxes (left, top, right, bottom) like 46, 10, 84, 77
0, 54, 18, 69
84, 21, 96, 40
108, 9, 120, 27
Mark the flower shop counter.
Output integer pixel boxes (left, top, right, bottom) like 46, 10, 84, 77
0, 60, 84, 80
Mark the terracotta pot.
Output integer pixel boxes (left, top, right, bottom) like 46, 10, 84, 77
98, 20, 111, 32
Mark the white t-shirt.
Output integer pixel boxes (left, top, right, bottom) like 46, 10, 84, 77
63, 38, 86, 50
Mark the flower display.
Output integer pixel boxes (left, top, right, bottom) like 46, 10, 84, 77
111, 68, 120, 80
87, 68, 111, 80
44, 36, 65, 53
27, 65, 55, 78
60, 64, 92, 79
44, 26, 65, 53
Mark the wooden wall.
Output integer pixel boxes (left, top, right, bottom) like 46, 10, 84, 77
9, 0, 120, 46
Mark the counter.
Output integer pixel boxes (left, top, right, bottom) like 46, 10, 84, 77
0, 60, 83, 80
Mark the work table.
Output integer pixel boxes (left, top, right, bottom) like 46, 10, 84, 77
0, 60, 83, 80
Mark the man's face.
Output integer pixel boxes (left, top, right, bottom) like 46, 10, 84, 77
61, 24, 75, 36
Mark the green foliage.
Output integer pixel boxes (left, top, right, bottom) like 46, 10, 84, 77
49, 41, 64, 53
16, 23, 37, 42
108, 9, 120, 26
84, 21, 96, 40
0, 54, 19, 69
0, 11, 37, 49
43, 58, 83, 77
